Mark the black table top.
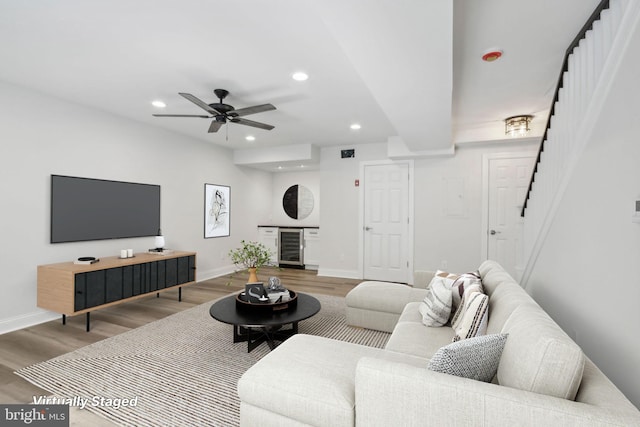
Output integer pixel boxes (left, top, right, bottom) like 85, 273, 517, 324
209, 292, 321, 328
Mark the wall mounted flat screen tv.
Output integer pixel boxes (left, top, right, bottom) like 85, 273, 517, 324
51, 175, 161, 243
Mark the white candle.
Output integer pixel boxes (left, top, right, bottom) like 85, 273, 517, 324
127, 249, 133, 258
120, 249, 127, 258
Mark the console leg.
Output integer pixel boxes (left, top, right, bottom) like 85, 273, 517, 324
179, 287, 182, 302
62, 314, 66, 325
157, 293, 160, 298
86, 312, 90, 332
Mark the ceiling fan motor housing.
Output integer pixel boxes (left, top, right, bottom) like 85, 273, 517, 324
209, 103, 235, 114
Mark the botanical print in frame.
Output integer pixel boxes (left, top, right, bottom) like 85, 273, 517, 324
204, 184, 230, 238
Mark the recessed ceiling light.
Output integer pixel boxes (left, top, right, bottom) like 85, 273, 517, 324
245, 135, 256, 141
350, 123, 361, 130
151, 100, 166, 108
277, 166, 283, 170
292, 72, 309, 81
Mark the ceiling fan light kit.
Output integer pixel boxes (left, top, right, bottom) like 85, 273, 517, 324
152, 88, 276, 134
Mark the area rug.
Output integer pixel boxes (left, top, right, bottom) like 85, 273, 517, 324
16, 293, 390, 427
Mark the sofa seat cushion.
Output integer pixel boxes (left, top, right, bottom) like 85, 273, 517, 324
498, 304, 585, 400
385, 303, 454, 358
238, 334, 427, 427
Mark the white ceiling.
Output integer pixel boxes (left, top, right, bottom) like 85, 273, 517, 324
0, 0, 601, 170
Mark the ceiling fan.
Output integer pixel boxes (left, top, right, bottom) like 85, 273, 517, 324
153, 89, 276, 133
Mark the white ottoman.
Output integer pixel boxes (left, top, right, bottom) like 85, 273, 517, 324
345, 281, 428, 333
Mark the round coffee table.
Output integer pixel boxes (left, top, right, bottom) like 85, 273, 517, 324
209, 292, 321, 352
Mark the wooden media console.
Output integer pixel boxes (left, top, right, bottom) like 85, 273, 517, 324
37, 251, 196, 331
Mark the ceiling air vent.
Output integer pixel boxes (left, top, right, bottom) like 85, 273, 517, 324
341, 149, 355, 159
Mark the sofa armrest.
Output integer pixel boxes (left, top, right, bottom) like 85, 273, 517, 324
413, 270, 434, 289
355, 357, 639, 427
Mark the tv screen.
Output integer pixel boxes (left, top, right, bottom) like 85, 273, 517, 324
51, 175, 161, 243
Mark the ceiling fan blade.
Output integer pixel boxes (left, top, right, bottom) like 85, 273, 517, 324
152, 114, 211, 118
179, 92, 220, 115
208, 120, 223, 133
231, 117, 275, 130
228, 103, 276, 117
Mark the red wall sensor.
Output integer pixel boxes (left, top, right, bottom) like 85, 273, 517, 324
482, 49, 503, 62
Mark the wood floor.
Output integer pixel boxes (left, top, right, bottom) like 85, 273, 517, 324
0, 267, 361, 404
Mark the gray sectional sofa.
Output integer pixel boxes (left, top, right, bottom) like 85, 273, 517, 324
237, 260, 640, 426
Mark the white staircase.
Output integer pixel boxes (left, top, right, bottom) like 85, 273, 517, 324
520, 0, 640, 286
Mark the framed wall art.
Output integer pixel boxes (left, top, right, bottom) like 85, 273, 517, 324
204, 183, 230, 238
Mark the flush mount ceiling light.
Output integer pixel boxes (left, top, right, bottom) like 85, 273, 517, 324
245, 135, 255, 141
505, 115, 533, 137
151, 100, 166, 108
482, 48, 503, 62
350, 123, 361, 130
292, 72, 309, 81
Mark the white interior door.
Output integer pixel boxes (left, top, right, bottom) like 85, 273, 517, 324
363, 163, 410, 283
486, 156, 534, 280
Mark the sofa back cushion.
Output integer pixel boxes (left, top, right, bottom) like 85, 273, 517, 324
498, 304, 585, 400
478, 260, 516, 296
485, 281, 535, 335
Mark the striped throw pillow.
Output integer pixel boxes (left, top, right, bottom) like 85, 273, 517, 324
452, 291, 489, 342
450, 270, 483, 310
418, 278, 453, 327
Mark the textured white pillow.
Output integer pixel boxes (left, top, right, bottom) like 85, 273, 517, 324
418, 278, 452, 327
452, 291, 489, 342
428, 333, 508, 382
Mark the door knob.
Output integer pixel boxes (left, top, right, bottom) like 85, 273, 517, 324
365, 226, 373, 231
489, 229, 501, 235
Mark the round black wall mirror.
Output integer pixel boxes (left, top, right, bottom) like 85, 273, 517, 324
283, 185, 314, 220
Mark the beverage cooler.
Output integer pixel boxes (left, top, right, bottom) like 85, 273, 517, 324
278, 228, 304, 267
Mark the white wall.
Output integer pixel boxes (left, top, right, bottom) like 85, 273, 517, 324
0, 81, 272, 333
318, 143, 388, 278
526, 18, 640, 408
414, 142, 537, 274
317, 141, 538, 278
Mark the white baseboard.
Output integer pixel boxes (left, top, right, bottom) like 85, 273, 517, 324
317, 268, 361, 280
197, 264, 236, 282
0, 310, 59, 335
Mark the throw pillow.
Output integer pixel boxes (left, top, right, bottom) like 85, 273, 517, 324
418, 278, 453, 327
428, 333, 508, 382
452, 291, 489, 342
450, 272, 484, 326
427, 270, 459, 290
450, 270, 483, 309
